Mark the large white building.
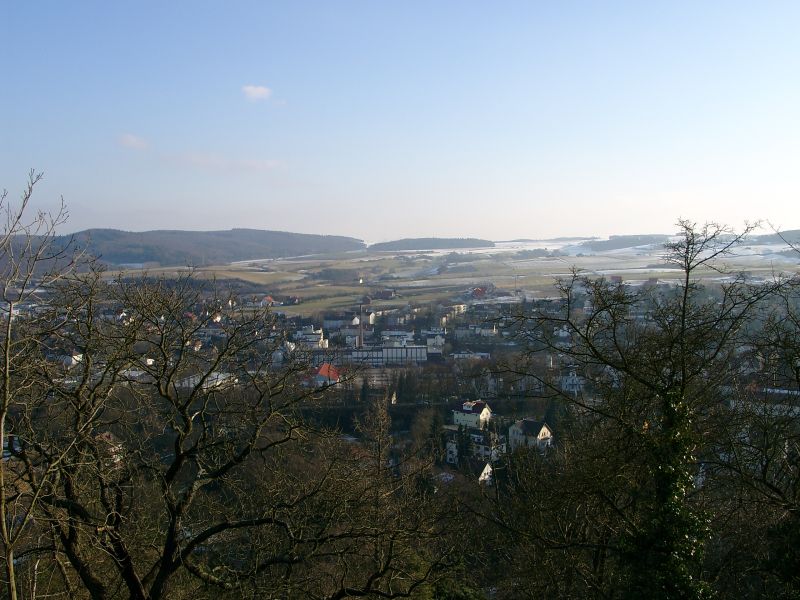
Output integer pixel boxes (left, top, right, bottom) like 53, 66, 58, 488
452, 400, 492, 429
348, 345, 427, 367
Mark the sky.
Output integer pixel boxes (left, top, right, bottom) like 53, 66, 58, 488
2, 1, 799, 243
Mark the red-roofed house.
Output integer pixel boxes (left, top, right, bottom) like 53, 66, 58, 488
314, 363, 341, 387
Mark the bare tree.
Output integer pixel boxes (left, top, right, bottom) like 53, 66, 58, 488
0, 174, 456, 599
490, 221, 788, 599
31, 284, 456, 598
0, 171, 81, 600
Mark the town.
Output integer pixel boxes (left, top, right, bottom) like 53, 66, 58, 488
12, 233, 798, 491
3, 200, 800, 599
4, 2, 800, 596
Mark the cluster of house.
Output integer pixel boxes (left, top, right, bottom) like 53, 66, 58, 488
267, 293, 593, 401
27, 278, 594, 407
443, 400, 553, 484
275, 304, 485, 369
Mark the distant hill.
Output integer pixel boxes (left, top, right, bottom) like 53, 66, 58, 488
497, 236, 598, 243
542, 236, 600, 242
751, 229, 800, 245
369, 238, 495, 251
579, 234, 671, 252
51, 229, 365, 266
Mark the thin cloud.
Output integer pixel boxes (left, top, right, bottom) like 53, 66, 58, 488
176, 152, 282, 173
237, 158, 283, 171
119, 133, 148, 150
242, 85, 272, 101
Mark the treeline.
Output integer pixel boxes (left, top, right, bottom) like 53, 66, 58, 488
577, 233, 671, 252
472, 221, 800, 599
46, 227, 366, 266
1, 257, 457, 597
369, 238, 495, 251
0, 177, 464, 599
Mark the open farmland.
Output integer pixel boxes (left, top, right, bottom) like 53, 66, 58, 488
112, 238, 800, 316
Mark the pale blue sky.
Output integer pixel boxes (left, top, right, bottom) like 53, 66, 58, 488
2, 1, 799, 241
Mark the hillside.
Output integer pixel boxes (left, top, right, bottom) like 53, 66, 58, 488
53, 228, 366, 266
579, 234, 671, 252
751, 229, 800, 245
369, 238, 495, 251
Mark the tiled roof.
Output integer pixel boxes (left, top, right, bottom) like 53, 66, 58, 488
316, 363, 341, 381
455, 400, 487, 414
516, 418, 548, 436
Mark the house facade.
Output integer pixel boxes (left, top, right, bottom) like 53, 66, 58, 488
452, 400, 492, 429
508, 418, 553, 451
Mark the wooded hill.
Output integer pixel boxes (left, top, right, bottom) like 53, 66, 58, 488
368, 237, 495, 251
47, 231, 501, 267
751, 229, 800, 244
53, 228, 366, 266
578, 234, 671, 252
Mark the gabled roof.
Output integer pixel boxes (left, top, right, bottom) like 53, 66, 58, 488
515, 418, 550, 437
315, 363, 341, 381
454, 400, 488, 414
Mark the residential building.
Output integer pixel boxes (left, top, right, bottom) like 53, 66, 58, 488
452, 400, 492, 429
508, 418, 553, 451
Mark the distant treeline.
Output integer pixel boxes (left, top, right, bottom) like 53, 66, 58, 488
498, 236, 598, 243
751, 229, 800, 245
577, 230, 800, 253
33, 228, 800, 269
579, 234, 671, 252
369, 238, 495, 251
47, 228, 366, 266
32, 231, 505, 267
510, 248, 566, 259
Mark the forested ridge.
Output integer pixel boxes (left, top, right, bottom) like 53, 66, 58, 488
48, 228, 367, 266
368, 238, 495, 251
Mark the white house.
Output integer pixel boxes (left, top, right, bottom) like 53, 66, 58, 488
508, 418, 553, 451
452, 400, 492, 429
560, 368, 584, 396
478, 463, 494, 485
293, 325, 329, 349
